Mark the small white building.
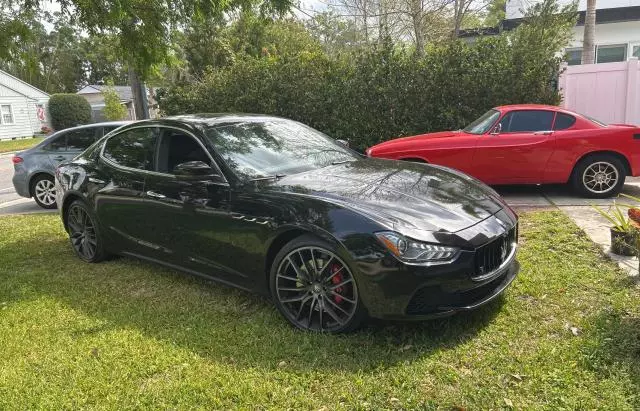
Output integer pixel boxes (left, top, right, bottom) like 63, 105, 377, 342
0, 69, 50, 140
506, 0, 640, 65
77, 85, 136, 122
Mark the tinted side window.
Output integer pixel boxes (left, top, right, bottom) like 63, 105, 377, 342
103, 128, 157, 171
553, 113, 576, 130
45, 133, 67, 151
66, 128, 97, 151
102, 126, 120, 136
156, 130, 210, 174
499, 110, 554, 133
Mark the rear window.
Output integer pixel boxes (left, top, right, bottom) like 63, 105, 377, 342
553, 113, 576, 130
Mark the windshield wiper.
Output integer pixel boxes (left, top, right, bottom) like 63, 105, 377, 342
250, 174, 287, 181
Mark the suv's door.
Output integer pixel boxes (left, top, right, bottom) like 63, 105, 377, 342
92, 126, 159, 253
471, 109, 556, 184
141, 127, 241, 285
45, 127, 99, 166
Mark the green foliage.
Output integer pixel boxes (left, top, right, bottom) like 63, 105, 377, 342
48, 94, 92, 130
102, 85, 128, 121
159, 1, 576, 151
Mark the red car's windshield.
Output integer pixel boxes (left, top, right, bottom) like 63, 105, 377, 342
463, 109, 500, 134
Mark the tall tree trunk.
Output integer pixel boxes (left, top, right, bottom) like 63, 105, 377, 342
411, 0, 424, 57
582, 0, 597, 64
128, 67, 149, 120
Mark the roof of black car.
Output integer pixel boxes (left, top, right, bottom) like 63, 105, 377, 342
165, 113, 286, 126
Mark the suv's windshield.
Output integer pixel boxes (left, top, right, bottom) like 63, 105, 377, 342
463, 109, 501, 134
206, 120, 358, 179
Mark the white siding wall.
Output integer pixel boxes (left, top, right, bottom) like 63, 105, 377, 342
0, 71, 50, 140
0, 96, 38, 140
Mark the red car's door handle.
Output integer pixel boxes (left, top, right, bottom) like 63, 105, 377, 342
533, 130, 554, 136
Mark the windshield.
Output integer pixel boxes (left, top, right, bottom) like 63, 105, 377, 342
205, 119, 359, 179
463, 109, 501, 134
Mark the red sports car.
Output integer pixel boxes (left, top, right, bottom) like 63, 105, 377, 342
367, 104, 640, 198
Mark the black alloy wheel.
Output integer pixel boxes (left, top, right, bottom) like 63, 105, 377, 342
271, 236, 365, 332
66, 200, 106, 263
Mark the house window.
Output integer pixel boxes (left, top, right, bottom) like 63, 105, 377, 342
566, 48, 582, 65
596, 44, 627, 64
633, 44, 640, 59
0, 105, 14, 125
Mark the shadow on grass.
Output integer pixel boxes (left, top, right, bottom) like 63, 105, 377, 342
0, 236, 506, 373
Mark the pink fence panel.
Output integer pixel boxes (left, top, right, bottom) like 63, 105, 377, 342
558, 58, 640, 125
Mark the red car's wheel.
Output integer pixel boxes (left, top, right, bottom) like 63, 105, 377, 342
571, 154, 626, 198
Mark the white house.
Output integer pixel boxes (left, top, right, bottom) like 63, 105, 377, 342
0, 69, 50, 141
506, 0, 640, 65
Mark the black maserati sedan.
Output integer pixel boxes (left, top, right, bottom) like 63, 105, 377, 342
55, 114, 519, 333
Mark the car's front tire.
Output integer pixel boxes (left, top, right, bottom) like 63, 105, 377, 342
31, 174, 57, 209
270, 235, 366, 333
65, 200, 107, 263
571, 154, 626, 198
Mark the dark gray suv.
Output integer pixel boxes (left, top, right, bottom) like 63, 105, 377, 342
12, 121, 130, 208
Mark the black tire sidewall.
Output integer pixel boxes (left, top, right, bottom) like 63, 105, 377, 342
31, 174, 57, 209
572, 155, 626, 199
269, 234, 366, 333
66, 200, 107, 263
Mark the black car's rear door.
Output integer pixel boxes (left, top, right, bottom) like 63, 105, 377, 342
141, 127, 246, 287
92, 126, 158, 253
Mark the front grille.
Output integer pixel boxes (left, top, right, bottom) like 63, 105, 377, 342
473, 226, 517, 279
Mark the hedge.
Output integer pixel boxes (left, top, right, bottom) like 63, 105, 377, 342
158, 37, 562, 151
48, 94, 92, 131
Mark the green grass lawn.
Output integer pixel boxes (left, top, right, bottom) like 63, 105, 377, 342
0, 136, 44, 153
0, 212, 638, 409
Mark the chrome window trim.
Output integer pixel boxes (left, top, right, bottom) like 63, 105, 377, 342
99, 124, 229, 184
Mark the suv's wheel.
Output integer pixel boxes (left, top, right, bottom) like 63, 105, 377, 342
270, 235, 366, 333
31, 174, 57, 209
65, 200, 107, 263
571, 154, 626, 198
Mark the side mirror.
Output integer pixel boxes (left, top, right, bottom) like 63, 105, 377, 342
490, 123, 502, 135
173, 161, 218, 179
336, 139, 349, 147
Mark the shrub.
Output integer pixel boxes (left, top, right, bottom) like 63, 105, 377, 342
48, 94, 92, 130
102, 86, 128, 121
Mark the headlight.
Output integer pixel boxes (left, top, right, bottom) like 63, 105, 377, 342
375, 231, 459, 264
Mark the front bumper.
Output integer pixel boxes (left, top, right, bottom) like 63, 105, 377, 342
346, 210, 520, 320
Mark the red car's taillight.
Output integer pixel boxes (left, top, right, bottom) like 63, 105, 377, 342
12, 156, 23, 164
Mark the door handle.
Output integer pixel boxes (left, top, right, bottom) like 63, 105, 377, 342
146, 190, 166, 199
53, 156, 66, 161
533, 130, 553, 135
88, 177, 106, 184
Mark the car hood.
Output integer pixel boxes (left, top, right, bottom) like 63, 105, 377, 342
267, 158, 504, 233
368, 130, 464, 155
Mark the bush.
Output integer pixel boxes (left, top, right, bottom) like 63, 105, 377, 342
48, 94, 92, 130
158, 2, 574, 151
102, 86, 128, 121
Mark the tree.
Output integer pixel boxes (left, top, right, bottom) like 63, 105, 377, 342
582, 0, 596, 64
48, 94, 92, 130
485, 0, 506, 26
15, 0, 292, 119
102, 85, 128, 120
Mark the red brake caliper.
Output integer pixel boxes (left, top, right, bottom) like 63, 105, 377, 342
330, 263, 344, 304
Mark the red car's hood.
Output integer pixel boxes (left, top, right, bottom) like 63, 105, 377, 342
368, 130, 465, 155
